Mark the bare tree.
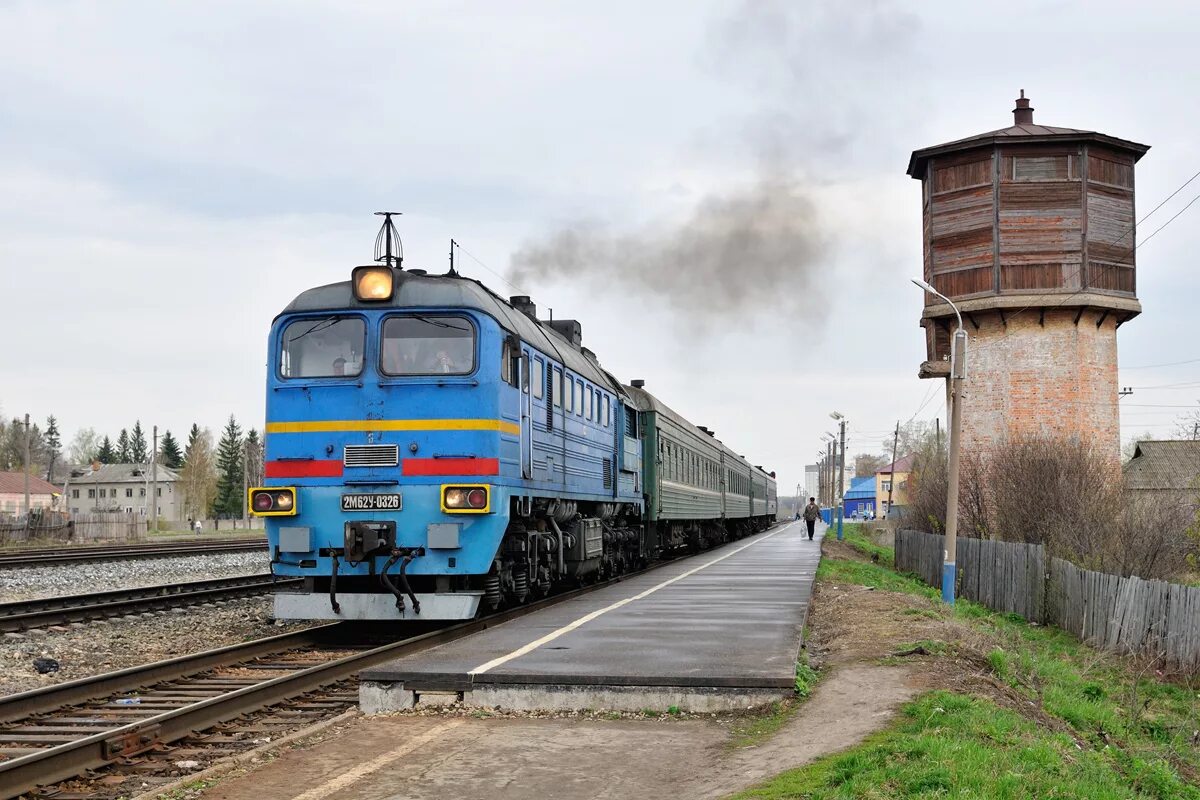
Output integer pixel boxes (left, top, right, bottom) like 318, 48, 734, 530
854, 453, 887, 477
179, 428, 218, 521
906, 433, 1196, 580
68, 427, 100, 465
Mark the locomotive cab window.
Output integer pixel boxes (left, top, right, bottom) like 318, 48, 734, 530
380, 315, 475, 376
279, 316, 365, 378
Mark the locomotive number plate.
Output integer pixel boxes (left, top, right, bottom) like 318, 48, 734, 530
341, 493, 403, 511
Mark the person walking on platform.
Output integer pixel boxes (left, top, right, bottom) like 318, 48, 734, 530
802, 497, 820, 541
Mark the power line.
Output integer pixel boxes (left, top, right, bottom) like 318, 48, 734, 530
1121, 356, 1200, 370
452, 241, 527, 297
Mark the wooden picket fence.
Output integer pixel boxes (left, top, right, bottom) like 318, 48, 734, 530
0, 512, 146, 544
896, 529, 1200, 674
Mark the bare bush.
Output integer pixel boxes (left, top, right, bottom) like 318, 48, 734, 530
906, 433, 1196, 581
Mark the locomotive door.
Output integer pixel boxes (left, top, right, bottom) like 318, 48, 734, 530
520, 346, 533, 479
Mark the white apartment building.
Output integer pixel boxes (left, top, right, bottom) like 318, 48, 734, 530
65, 463, 183, 519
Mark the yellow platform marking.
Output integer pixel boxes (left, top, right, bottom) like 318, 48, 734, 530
266, 419, 520, 435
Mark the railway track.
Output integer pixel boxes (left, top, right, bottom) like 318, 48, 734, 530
0, 567, 662, 800
0, 538, 267, 567
0, 574, 301, 633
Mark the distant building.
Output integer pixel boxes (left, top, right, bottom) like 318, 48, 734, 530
876, 454, 916, 518
0, 472, 62, 518
803, 464, 819, 501
1123, 441, 1200, 510
65, 463, 183, 519
842, 476, 877, 519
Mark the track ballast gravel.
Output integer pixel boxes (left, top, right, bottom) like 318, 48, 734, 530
0, 550, 270, 603
0, 595, 314, 695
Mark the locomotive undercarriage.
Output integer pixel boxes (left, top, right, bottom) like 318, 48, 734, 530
484, 497, 644, 610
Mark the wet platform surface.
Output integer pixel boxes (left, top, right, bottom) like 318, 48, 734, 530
360, 520, 823, 710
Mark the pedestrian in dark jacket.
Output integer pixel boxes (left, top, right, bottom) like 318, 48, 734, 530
802, 498, 820, 541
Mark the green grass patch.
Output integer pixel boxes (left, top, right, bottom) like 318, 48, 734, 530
729, 699, 799, 750
817, 557, 937, 599
731, 691, 1200, 799
811, 530, 1200, 795
839, 523, 895, 567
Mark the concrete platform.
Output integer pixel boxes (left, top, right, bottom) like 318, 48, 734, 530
359, 520, 823, 712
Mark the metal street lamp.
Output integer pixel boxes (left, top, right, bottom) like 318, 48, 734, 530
911, 277, 967, 605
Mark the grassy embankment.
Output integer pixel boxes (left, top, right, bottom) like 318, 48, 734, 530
734, 525, 1200, 800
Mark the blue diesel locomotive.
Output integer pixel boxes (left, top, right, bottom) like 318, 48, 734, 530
254, 218, 777, 621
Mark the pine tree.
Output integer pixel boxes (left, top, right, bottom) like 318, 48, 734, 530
44, 416, 61, 482
213, 415, 245, 517
117, 429, 131, 463
97, 436, 117, 464
184, 424, 202, 463
159, 430, 184, 470
130, 421, 148, 463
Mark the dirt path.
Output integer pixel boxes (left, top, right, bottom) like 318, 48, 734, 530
195, 663, 918, 800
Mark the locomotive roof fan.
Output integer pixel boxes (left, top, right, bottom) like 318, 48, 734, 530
352, 211, 404, 302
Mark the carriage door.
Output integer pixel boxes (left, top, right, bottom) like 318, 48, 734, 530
520, 346, 533, 479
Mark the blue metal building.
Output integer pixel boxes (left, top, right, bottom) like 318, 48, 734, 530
842, 476, 876, 519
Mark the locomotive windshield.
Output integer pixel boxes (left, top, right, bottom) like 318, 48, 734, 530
380, 315, 475, 375
279, 316, 365, 378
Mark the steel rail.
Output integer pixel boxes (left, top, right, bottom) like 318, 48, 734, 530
0, 574, 302, 633
0, 564, 663, 799
0, 538, 267, 567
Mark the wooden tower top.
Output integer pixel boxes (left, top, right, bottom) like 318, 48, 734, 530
909, 93, 1150, 377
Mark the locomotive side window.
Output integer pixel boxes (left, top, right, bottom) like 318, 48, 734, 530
533, 358, 544, 399
380, 315, 475, 376
584, 386, 593, 420
575, 380, 583, 416
603, 397, 610, 427
280, 316, 365, 378
564, 372, 574, 413
552, 368, 562, 407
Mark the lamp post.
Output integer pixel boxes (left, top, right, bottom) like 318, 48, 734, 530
912, 277, 967, 605
822, 432, 837, 527
830, 412, 846, 541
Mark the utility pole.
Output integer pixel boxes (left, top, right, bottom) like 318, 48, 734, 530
887, 422, 899, 518
911, 276, 966, 605
944, 325, 968, 605
836, 417, 847, 541
825, 441, 834, 507
242, 446, 249, 528
151, 426, 158, 533
23, 413, 31, 532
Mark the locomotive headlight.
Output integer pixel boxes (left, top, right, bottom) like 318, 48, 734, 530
352, 266, 394, 301
248, 487, 298, 516
441, 484, 490, 514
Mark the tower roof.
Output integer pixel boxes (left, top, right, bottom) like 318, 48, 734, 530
907, 91, 1149, 178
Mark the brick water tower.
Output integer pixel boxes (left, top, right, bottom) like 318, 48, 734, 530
907, 92, 1149, 466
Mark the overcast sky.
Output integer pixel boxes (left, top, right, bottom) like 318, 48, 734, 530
2, 0, 1198, 494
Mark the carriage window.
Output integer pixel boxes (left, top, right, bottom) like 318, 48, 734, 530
280, 316, 365, 378
380, 315, 475, 376
533, 358, 544, 399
